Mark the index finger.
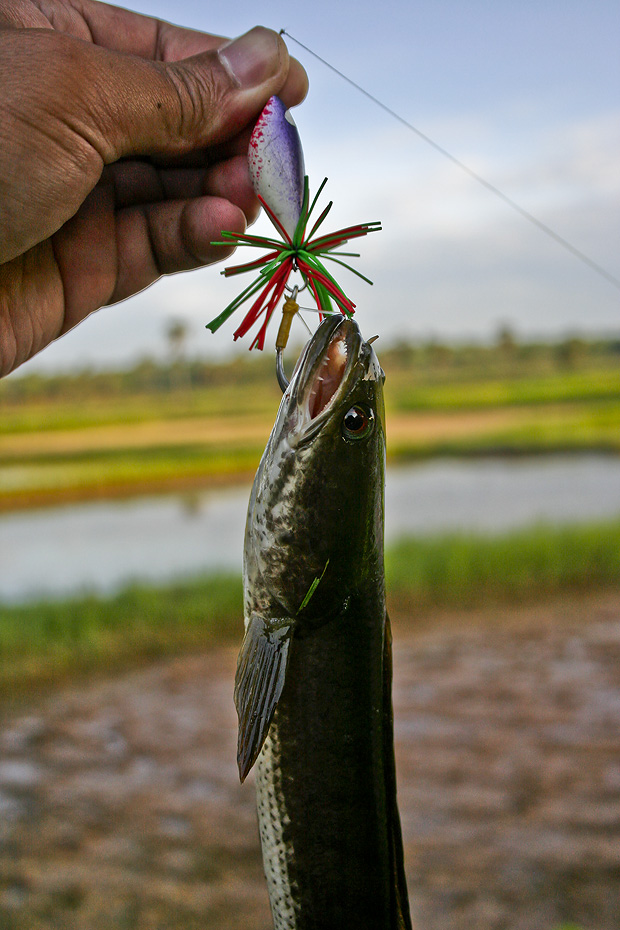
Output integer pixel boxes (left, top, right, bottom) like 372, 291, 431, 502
75, 0, 226, 59
74, 0, 308, 106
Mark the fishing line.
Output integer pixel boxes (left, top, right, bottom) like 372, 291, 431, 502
297, 311, 314, 335
280, 29, 620, 292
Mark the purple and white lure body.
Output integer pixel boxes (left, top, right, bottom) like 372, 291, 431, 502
248, 96, 305, 240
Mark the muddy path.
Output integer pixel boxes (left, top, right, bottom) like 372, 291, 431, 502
1, 589, 619, 930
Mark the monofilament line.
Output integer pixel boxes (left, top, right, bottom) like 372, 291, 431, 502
281, 29, 620, 292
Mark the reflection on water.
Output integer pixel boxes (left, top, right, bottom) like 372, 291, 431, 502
386, 454, 619, 535
0, 455, 618, 603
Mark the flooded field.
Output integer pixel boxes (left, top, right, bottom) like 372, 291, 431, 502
1, 587, 619, 929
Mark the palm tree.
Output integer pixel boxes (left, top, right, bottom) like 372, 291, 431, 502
165, 318, 190, 390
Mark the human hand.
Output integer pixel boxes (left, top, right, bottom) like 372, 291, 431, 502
0, 0, 308, 375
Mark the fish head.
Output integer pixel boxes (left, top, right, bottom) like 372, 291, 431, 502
244, 315, 386, 626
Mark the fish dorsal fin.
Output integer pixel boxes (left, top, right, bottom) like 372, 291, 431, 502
384, 613, 414, 930
234, 613, 294, 782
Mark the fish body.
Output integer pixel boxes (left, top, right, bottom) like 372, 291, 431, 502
235, 317, 412, 929
248, 95, 305, 239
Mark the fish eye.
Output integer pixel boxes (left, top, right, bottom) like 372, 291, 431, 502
342, 404, 374, 441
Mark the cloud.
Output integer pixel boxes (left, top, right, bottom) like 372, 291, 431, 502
303, 109, 620, 339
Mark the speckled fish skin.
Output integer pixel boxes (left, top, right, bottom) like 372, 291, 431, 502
248, 95, 305, 239
236, 317, 413, 929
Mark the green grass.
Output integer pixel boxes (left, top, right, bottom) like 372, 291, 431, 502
0, 574, 243, 695
3, 363, 618, 434
0, 379, 282, 435
386, 520, 620, 612
1, 520, 619, 697
388, 402, 620, 460
392, 368, 620, 411
0, 444, 263, 497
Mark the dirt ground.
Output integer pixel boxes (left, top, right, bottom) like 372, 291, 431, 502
1, 588, 619, 930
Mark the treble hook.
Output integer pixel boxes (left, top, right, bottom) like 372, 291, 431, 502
275, 286, 299, 392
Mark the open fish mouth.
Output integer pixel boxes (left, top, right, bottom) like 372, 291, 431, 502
290, 317, 363, 443
307, 328, 349, 418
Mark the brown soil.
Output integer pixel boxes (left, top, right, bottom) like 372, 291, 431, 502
1, 588, 619, 930
0, 406, 564, 458
387, 406, 561, 443
0, 416, 271, 458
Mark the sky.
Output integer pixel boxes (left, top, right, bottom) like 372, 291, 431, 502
16, 0, 620, 373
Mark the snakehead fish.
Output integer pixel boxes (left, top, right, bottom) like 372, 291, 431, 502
234, 315, 412, 930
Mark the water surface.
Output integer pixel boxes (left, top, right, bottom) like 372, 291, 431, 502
1, 455, 617, 603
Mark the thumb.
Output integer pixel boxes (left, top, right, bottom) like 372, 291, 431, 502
101, 27, 292, 161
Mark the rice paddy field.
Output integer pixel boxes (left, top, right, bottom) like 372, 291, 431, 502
1, 336, 618, 929
1, 335, 618, 510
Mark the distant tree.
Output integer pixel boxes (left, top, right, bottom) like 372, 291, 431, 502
388, 340, 417, 368
496, 323, 516, 355
165, 318, 191, 390
166, 318, 189, 364
556, 336, 586, 369
426, 339, 453, 368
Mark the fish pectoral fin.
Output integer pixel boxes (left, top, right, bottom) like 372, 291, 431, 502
234, 613, 294, 783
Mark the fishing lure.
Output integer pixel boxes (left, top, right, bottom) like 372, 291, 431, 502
206, 96, 381, 353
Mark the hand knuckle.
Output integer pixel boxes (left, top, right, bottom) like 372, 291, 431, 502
166, 62, 221, 140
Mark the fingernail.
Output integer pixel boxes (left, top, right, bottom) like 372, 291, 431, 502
218, 27, 281, 89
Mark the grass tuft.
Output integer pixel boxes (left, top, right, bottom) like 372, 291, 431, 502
0, 575, 242, 696
386, 519, 620, 612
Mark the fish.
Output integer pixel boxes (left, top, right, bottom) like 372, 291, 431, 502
248, 95, 305, 239
234, 315, 413, 929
